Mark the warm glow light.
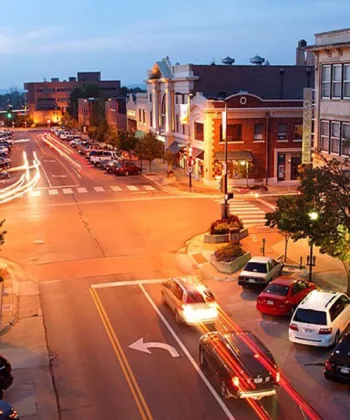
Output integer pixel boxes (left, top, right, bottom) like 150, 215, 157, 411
309, 211, 319, 221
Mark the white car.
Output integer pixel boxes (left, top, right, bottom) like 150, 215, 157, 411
289, 290, 350, 347
238, 256, 283, 288
90, 150, 118, 165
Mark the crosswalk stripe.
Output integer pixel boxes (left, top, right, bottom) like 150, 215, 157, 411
110, 186, 122, 191
94, 186, 105, 192
127, 186, 138, 191
231, 209, 265, 214
63, 188, 73, 194
48, 189, 59, 196
30, 190, 41, 197
77, 187, 88, 193
242, 219, 266, 224
143, 185, 156, 191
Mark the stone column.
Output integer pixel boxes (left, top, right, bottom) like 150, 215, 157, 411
165, 82, 173, 133
152, 83, 159, 130
203, 112, 214, 184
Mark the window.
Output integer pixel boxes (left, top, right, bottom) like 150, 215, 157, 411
329, 298, 345, 321
254, 124, 263, 141
150, 111, 153, 126
243, 262, 267, 274
142, 109, 146, 123
277, 123, 288, 140
344, 64, 350, 98
220, 124, 242, 142
172, 284, 183, 301
175, 114, 179, 133
332, 64, 342, 99
294, 124, 303, 141
182, 124, 186, 135
330, 121, 340, 154
138, 109, 141, 122
264, 284, 289, 297
195, 122, 204, 141
175, 95, 178, 105
294, 309, 327, 325
320, 120, 330, 152
341, 123, 350, 156
321, 65, 331, 98
149, 93, 152, 103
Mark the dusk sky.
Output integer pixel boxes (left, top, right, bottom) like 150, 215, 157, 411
0, 0, 349, 89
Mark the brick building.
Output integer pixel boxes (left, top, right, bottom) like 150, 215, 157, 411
306, 28, 350, 162
105, 97, 127, 132
78, 98, 100, 129
127, 52, 314, 185
24, 72, 120, 125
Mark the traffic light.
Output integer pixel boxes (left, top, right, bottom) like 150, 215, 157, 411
6, 112, 12, 119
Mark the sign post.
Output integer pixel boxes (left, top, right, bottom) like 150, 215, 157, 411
302, 88, 313, 165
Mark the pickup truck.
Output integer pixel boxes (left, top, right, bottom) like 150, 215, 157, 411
90, 150, 119, 165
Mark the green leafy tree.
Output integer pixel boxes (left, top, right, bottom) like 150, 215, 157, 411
67, 83, 100, 119
105, 127, 119, 148
134, 131, 164, 174
0, 219, 6, 248
117, 131, 137, 155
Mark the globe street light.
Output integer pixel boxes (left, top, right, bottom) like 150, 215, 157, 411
307, 211, 319, 282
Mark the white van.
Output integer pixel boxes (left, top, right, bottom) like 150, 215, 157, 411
90, 150, 118, 165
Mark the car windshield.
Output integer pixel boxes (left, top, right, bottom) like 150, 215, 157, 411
244, 262, 267, 273
294, 309, 327, 325
264, 284, 289, 297
184, 290, 214, 304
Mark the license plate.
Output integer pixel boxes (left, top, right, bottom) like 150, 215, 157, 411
304, 328, 313, 333
254, 378, 263, 384
267, 300, 274, 306
248, 279, 256, 283
265, 376, 270, 382
340, 368, 349, 374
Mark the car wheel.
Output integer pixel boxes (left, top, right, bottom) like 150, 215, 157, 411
219, 379, 229, 399
125, 171, 129, 176
199, 347, 207, 368
334, 331, 340, 347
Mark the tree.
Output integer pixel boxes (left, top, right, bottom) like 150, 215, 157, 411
105, 127, 119, 148
266, 156, 350, 295
134, 131, 164, 174
67, 83, 100, 119
117, 131, 137, 155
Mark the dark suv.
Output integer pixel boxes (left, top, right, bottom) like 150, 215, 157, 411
324, 332, 350, 383
199, 331, 280, 400
114, 161, 141, 176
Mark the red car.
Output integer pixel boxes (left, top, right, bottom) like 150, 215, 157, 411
256, 277, 316, 316
114, 161, 142, 176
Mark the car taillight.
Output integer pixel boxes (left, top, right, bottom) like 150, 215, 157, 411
319, 328, 332, 335
289, 323, 299, 331
276, 372, 280, 383
232, 376, 240, 388
324, 360, 332, 371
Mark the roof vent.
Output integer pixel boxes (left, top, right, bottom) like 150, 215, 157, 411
222, 56, 235, 66
51, 77, 59, 82
250, 55, 265, 65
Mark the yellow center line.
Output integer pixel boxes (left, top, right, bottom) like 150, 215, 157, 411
90, 288, 153, 420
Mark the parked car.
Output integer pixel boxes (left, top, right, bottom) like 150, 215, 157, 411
0, 401, 19, 420
256, 277, 316, 316
102, 159, 121, 173
90, 150, 119, 166
0, 159, 10, 169
199, 331, 280, 400
0, 146, 9, 154
0, 172, 10, 181
289, 290, 350, 347
238, 256, 283, 288
161, 275, 218, 325
114, 161, 142, 176
324, 331, 350, 383
0, 355, 14, 400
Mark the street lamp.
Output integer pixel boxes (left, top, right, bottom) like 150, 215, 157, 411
240, 160, 249, 187
307, 211, 319, 282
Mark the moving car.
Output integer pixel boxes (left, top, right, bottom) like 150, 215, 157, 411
114, 161, 141, 176
161, 276, 218, 325
199, 331, 280, 400
324, 332, 350, 383
238, 256, 283, 288
256, 277, 316, 316
0, 401, 19, 420
0, 172, 10, 181
289, 290, 350, 347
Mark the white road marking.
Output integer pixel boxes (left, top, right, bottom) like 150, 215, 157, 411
256, 198, 277, 210
143, 185, 156, 191
43, 160, 56, 163
129, 337, 180, 357
62, 188, 73, 194
94, 186, 105, 192
139, 284, 235, 420
110, 186, 122, 192
127, 185, 138, 191
48, 189, 59, 196
29, 190, 41, 197
52, 175, 68, 178
77, 187, 88, 193
91, 278, 166, 289
36, 184, 79, 190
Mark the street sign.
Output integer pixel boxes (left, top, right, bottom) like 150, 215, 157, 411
129, 337, 180, 357
302, 88, 313, 164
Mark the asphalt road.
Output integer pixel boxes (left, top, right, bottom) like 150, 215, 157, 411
1, 130, 348, 420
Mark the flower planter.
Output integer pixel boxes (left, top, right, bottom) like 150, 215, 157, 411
210, 251, 251, 274
204, 228, 249, 244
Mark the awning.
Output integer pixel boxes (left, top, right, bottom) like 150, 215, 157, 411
167, 142, 186, 153
192, 147, 204, 159
215, 151, 253, 162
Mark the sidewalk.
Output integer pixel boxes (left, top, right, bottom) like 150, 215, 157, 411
142, 159, 299, 197
0, 258, 59, 420
186, 226, 348, 293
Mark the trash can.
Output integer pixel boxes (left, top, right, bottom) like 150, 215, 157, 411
229, 228, 240, 244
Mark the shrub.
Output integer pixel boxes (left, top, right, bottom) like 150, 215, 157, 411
210, 215, 244, 235
214, 244, 245, 262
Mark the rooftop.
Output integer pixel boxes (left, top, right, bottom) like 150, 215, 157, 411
299, 290, 339, 310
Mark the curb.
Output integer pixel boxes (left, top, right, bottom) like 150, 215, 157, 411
0, 259, 19, 335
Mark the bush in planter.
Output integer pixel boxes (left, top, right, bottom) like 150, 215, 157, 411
210, 215, 244, 235
214, 243, 245, 262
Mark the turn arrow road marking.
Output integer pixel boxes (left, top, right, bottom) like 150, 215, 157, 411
129, 337, 180, 358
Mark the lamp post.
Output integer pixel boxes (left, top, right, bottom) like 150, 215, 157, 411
222, 101, 230, 218
307, 211, 319, 282
240, 160, 249, 187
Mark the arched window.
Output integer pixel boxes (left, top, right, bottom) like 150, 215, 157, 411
161, 93, 166, 130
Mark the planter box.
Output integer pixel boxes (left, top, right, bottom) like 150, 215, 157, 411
210, 252, 251, 274
204, 228, 249, 244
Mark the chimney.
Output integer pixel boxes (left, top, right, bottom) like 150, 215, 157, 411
296, 39, 307, 65
51, 77, 59, 82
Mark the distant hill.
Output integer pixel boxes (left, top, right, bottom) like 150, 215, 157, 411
0, 89, 25, 95
125, 84, 147, 90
